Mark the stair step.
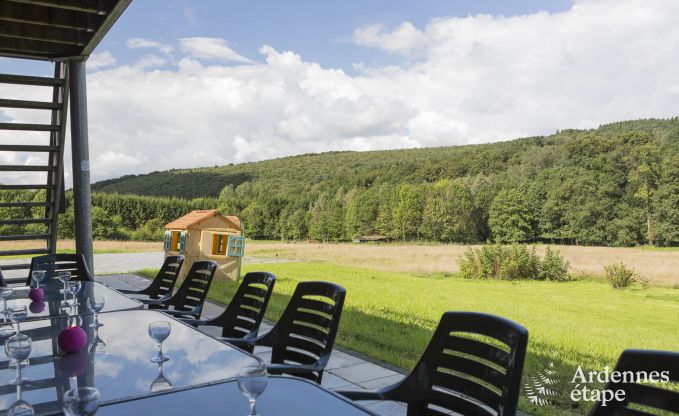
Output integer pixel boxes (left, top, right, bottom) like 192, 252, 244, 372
0, 202, 49, 208
0, 184, 53, 190
0, 165, 56, 172
0, 145, 59, 152
0, 74, 63, 87
0, 165, 57, 172
0, 123, 59, 131
0, 234, 50, 242
0, 218, 50, 226
0, 249, 49, 257
0, 263, 31, 271
0, 98, 60, 110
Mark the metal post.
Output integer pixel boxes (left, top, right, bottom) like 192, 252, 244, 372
68, 59, 94, 273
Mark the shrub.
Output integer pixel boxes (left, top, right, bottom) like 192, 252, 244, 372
539, 247, 570, 281
459, 244, 567, 281
604, 262, 638, 288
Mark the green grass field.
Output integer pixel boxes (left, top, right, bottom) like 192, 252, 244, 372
137, 262, 679, 415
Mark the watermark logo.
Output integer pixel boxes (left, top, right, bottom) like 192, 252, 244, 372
524, 362, 559, 406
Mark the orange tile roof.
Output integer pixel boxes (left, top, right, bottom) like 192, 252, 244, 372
165, 210, 241, 231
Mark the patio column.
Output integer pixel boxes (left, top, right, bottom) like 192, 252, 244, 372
68, 58, 94, 273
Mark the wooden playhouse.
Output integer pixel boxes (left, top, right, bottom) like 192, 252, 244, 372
163, 210, 245, 282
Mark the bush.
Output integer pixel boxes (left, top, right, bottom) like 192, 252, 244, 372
460, 244, 570, 281
605, 262, 640, 288
130, 218, 165, 241
539, 247, 570, 281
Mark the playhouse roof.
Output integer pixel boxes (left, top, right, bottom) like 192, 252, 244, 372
165, 210, 241, 231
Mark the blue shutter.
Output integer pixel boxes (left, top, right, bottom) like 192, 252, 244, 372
163, 231, 171, 251
179, 231, 187, 254
227, 236, 245, 257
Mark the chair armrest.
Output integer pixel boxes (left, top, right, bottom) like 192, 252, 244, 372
266, 363, 320, 375
138, 296, 171, 305
161, 309, 199, 319
118, 288, 143, 294
217, 336, 256, 347
334, 390, 385, 401
177, 317, 207, 327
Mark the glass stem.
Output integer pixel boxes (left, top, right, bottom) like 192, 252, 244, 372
249, 399, 256, 415
15, 363, 19, 382
16, 322, 20, 335
95, 313, 99, 326
158, 342, 163, 358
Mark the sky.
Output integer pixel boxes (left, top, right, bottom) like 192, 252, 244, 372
1, 0, 679, 186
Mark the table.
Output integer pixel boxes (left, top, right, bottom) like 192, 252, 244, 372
98, 376, 378, 415
0, 310, 259, 415
3, 282, 141, 322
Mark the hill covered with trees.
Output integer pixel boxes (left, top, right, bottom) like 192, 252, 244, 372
60, 117, 679, 246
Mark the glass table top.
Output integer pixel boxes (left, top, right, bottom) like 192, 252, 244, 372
98, 376, 377, 416
2, 281, 141, 321
0, 309, 259, 415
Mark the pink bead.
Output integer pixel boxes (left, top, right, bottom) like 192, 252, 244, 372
56, 350, 89, 377
58, 326, 88, 353
28, 288, 44, 302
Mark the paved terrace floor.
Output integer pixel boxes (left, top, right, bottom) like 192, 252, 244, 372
98, 273, 410, 416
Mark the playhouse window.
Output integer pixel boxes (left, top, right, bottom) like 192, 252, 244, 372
170, 231, 181, 252
212, 234, 227, 256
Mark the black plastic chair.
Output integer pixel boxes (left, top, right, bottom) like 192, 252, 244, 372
337, 311, 528, 416
26, 253, 93, 285
589, 349, 679, 415
119, 255, 184, 300
0, 268, 6, 287
144, 260, 217, 319
182, 272, 276, 345
224, 281, 346, 384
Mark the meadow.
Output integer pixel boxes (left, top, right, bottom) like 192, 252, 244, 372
246, 241, 679, 286
137, 241, 679, 415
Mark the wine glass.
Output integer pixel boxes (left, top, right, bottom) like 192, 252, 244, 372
237, 361, 268, 416
149, 361, 172, 392
148, 321, 171, 363
58, 271, 72, 294
63, 387, 100, 416
31, 270, 46, 289
9, 306, 28, 336
5, 334, 32, 385
87, 296, 105, 328
0, 288, 15, 336
68, 281, 82, 306
7, 397, 34, 416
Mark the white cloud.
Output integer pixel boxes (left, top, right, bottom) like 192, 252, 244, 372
88, 51, 116, 69
126, 37, 174, 55
4, 0, 679, 187
353, 22, 427, 57
179, 37, 253, 63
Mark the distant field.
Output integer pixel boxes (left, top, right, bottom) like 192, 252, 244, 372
246, 241, 679, 286
0, 239, 161, 256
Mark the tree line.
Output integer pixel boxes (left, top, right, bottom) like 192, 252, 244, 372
4, 118, 679, 246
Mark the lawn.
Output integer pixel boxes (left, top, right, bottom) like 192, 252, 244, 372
139, 261, 679, 415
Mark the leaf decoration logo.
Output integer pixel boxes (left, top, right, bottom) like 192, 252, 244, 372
525, 362, 559, 406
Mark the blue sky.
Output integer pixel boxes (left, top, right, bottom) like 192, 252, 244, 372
7, 0, 572, 75
2, 0, 678, 185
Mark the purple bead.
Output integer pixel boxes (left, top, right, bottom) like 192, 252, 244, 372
29, 301, 45, 314
58, 326, 88, 353
28, 288, 44, 302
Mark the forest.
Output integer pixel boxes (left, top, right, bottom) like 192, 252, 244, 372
3, 118, 679, 246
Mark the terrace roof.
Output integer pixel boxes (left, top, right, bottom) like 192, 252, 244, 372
0, 0, 132, 60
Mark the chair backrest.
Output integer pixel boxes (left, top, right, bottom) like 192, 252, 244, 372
169, 260, 217, 317
0, 268, 6, 287
26, 253, 93, 285
143, 255, 184, 298
215, 272, 276, 339
589, 349, 679, 415
400, 312, 528, 416
269, 281, 346, 383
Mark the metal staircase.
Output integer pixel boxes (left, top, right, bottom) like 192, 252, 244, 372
0, 62, 68, 281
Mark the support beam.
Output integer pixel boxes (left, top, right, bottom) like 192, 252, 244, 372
68, 58, 93, 273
